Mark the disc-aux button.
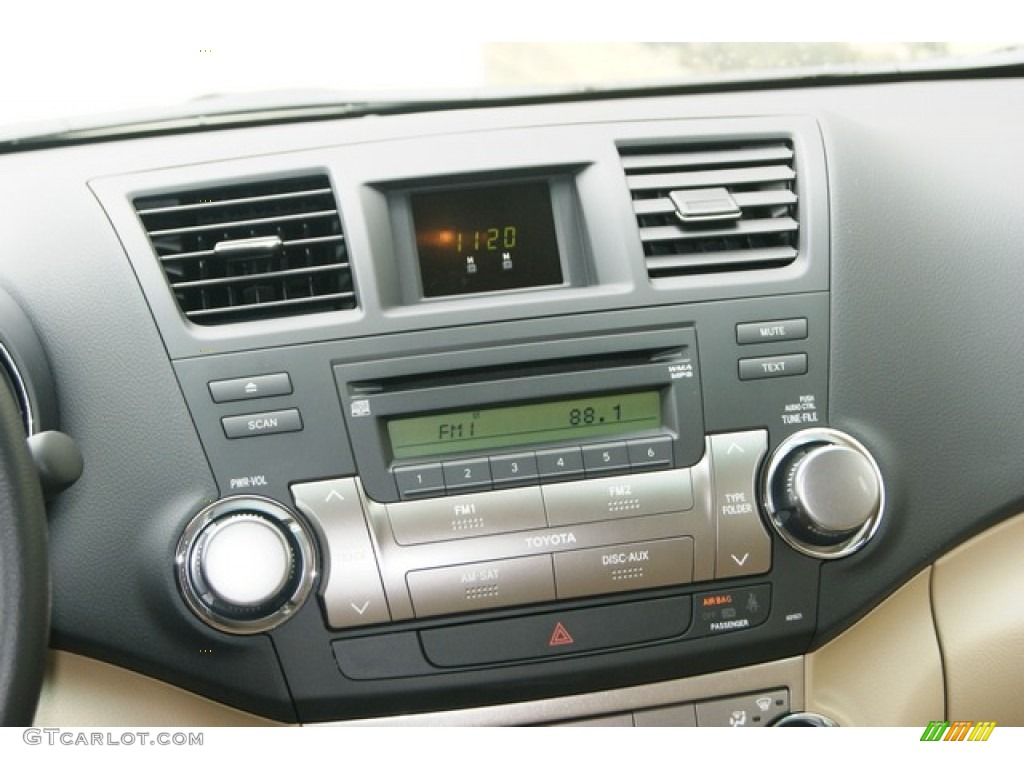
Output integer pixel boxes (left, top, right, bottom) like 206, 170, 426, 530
554, 537, 694, 599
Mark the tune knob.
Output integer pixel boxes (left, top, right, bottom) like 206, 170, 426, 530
176, 496, 316, 634
762, 428, 884, 559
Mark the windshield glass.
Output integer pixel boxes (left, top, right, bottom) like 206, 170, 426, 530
2, 27, 1018, 132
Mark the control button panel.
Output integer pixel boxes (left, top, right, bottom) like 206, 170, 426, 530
221, 408, 303, 439
736, 319, 808, 345
300, 431, 771, 628
694, 689, 790, 727
551, 688, 789, 727
208, 372, 292, 403
390, 436, 678, 500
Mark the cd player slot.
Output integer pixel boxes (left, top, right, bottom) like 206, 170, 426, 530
354, 346, 687, 395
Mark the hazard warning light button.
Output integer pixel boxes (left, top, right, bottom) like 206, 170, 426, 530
419, 596, 692, 668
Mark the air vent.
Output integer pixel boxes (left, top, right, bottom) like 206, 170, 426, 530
620, 140, 799, 278
133, 175, 356, 325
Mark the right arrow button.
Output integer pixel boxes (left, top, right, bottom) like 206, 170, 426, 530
710, 431, 772, 578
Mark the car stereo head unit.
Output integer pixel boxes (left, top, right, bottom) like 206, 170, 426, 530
335, 327, 704, 504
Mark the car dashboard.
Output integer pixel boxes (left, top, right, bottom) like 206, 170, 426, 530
2, 71, 1024, 727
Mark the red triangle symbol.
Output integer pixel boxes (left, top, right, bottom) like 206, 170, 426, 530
549, 622, 574, 647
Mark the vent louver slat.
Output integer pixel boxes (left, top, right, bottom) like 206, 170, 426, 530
133, 174, 357, 325
620, 140, 799, 278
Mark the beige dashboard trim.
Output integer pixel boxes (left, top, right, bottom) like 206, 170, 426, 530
805, 567, 944, 726
33, 651, 283, 727
932, 513, 1024, 723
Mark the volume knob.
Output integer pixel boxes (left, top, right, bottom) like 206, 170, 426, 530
762, 429, 884, 559
176, 496, 316, 634
197, 514, 293, 609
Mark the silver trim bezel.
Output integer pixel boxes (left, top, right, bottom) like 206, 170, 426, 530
175, 495, 318, 634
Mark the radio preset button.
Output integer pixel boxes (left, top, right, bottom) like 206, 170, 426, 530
406, 555, 555, 618
536, 446, 584, 482
394, 464, 445, 499
442, 458, 492, 492
387, 486, 547, 545
489, 452, 539, 488
582, 442, 630, 476
543, 468, 694, 527
627, 436, 674, 470
553, 537, 694, 599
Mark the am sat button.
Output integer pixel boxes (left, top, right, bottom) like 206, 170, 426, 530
221, 409, 302, 439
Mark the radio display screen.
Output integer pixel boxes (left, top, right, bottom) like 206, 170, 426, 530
410, 181, 563, 298
387, 391, 662, 460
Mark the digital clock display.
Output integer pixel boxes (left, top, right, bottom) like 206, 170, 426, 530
387, 391, 662, 460
411, 181, 563, 297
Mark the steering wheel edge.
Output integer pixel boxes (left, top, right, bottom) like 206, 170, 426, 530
0, 372, 49, 726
